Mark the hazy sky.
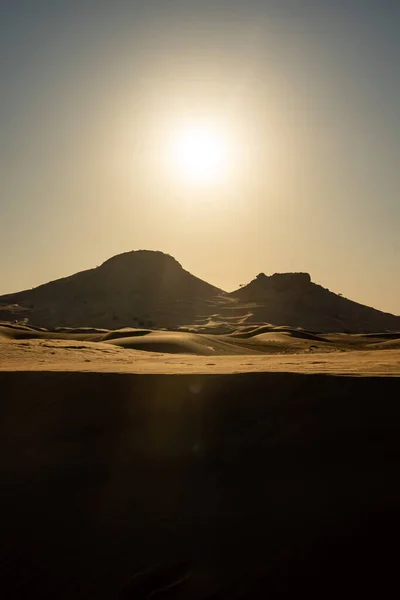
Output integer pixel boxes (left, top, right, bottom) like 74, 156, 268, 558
1, 0, 399, 314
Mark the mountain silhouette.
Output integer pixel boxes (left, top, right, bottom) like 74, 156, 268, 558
0, 250, 223, 329
229, 272, 400, 333
0, 251, 399, 333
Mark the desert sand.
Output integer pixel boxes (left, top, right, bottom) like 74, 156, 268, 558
1, 318, 400, 598
1, 335, 400, 376
1, 322, 400, 376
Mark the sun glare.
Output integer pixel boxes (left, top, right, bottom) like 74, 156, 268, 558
168, 123, 231, 186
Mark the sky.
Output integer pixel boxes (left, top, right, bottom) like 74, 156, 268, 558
1, 0, 399, 314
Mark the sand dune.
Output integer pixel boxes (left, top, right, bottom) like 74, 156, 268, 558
1, 323, 400, 375
105, 331, 254, 355
368, 339, 400, 350
2, 322, 400, 359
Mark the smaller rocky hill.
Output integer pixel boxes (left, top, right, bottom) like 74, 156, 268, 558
229, 272, 400, 333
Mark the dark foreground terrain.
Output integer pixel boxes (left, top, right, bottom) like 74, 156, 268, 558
1, 371, 400, 598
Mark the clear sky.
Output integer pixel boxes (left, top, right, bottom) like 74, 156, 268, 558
1, 0, 399, 314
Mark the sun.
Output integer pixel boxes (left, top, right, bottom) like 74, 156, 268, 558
168, 123, 231, 186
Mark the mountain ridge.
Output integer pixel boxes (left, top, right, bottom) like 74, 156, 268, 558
0, 250, 399, 332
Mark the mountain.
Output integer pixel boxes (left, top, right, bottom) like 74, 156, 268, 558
0, 253, 399, 333
0, 250, 223, 329
229, 272, 400, 333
